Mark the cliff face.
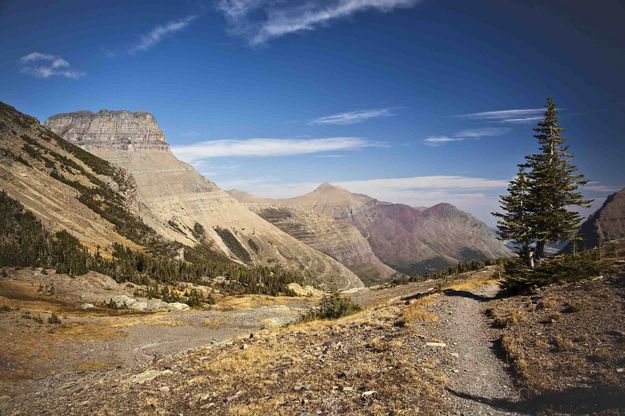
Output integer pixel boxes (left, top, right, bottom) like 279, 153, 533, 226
45, 110, 362, 290
573, 188, 625, 250
255, 184, 512, 275
229, 190, 399, 285
45, 110, 168, 150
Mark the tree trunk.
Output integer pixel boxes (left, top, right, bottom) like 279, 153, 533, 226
535, 240, 545, 261
521, 244, 534, 269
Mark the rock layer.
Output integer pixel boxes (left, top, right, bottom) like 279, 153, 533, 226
230, 190, 399, 285
45, 110, 362, 289
45, 110, 167, 150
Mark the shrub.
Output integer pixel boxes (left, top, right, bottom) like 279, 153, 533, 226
303, 290, 361, 321
502, 250, 610, 293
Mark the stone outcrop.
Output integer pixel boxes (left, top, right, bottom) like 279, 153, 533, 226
44, 109, 362, 289
45, 110, 167, 150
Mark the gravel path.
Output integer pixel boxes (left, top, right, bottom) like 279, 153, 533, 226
431, 284, 526, 415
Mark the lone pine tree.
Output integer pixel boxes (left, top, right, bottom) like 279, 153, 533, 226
494, 98, 592, 265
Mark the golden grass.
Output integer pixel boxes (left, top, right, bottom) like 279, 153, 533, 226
202, 317, 225, 329
403, 294, 439, 322
216, 294, 305, 311
75, 361, 111, 372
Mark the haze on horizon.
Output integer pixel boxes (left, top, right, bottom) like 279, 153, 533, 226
1, 0, 624, 225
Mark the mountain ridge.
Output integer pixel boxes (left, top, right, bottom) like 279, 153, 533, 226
229, 185, 513, 275
44, 108, 363, 289
567, 187, 625, 251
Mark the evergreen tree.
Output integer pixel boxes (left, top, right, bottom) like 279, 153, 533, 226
493, 165, 534, 266
524, 98, 592, 259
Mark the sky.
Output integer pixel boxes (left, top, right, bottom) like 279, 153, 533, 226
1, 0, 624, 226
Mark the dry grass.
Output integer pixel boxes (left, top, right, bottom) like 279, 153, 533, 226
403, 294, 439, 322
26, 297, 448, 415
75, 361, 111, 372
216, 294, 305, 311
490, 271, 625, 401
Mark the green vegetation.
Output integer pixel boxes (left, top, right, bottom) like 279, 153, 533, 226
493, 98, 592, 290
494, 98, 591, 265
302, 289, 361, 320
501, 244, 612, 292
0, 190, 302, 301
389, 258, 499, 286
214, 227, 252, 263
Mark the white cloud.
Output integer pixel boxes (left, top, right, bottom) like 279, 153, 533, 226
18, 52, 84, 79
454, 127, 509, 138
311, 108, 394, 125
217, 0, 421, 45
129, 14, 198, 54
583, 182, 620, 193
424, 136, 465, 146
457, 108, 545, 124
337, 175, 509, 191
424, 127, 509, 146
172, 137, 383, 161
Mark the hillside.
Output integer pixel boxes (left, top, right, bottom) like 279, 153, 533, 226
570, 187, 625, 250
44, 110, 362, 289
0, 102, 145, 255
229, 189, 399, 285
233, 184, 512, 275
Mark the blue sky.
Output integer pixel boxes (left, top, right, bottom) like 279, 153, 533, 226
1, 0, 624, 225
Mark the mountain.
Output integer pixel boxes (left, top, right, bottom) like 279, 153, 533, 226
229, 190, 400, 285
570, 187, 625, 250
0, 102, 145, 254
236, 183, 512, 275
44, 109, 362, 289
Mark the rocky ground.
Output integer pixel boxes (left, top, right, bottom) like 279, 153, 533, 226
0, 265, 527, 415
488, 261, 625, 415
0, 267, 313, 409
2, 264, 623, 415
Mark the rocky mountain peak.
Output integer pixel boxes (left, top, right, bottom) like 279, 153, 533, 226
314, 182, 342, 192
44, 109, 167, 151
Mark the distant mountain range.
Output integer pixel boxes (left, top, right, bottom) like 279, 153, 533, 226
229, 183, 513, 277
1, 101, 516, 290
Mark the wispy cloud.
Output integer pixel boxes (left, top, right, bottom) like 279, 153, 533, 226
457, 108, 545, 124
311, 108, 394, 125
424, 136, 464, 145
172, 137, 383, 161
128, 14, 198, 54
217, 0, 421, 45
424, 127, 509, 146
337, 175, 509, 191
583, 181, 620, 193
18, 52, 84, 79
454, 127, 509, 138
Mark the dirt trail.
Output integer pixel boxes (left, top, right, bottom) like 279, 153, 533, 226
432, 284, 526, 415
